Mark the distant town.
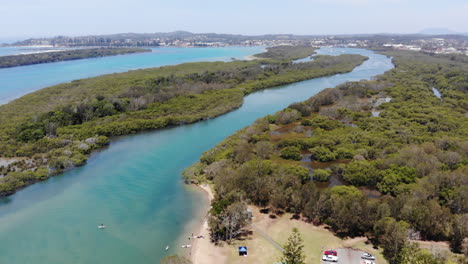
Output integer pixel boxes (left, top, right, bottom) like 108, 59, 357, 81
4, 31, 468, 55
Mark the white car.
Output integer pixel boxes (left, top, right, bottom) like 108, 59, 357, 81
361, 253, 376, 260
322, 254, 338, 262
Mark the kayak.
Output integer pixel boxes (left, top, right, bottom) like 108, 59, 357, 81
98, 225, 107, 229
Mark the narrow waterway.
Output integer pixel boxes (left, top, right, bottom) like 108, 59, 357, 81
432, 87, 442, 99
0, 48, 393, 264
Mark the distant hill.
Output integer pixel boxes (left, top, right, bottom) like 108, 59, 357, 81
418, 28, 467, 35
9, 31, 468, 48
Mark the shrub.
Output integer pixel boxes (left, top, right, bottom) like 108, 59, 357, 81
342, 160, 381, 186
280, 146, 302, 160
377, 165, 417, 195
313, 168, 332, 181
309, 146, 337, 162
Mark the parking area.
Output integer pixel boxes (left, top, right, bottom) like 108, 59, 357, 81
321, 248, 377, 264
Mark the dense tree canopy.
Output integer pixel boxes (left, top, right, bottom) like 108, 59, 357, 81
0, 46, 367, 196
184, 50, 468, 263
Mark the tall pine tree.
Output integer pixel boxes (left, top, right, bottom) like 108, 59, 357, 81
280, 228, 306, 264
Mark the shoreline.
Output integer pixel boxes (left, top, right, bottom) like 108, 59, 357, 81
0, 48, 366, 198
184, 188, 390, 264
243, 55, 260, 61
187, 184, 228, 264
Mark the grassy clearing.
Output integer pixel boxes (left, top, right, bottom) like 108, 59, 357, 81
222, 208, 387, 264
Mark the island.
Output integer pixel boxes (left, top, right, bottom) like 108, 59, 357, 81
0, 48, 152, 68
0, 46, 368, 196
183, 50, 467, 263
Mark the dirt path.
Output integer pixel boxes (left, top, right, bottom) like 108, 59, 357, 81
251, 223, 284, 252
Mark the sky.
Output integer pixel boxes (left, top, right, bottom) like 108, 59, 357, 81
1, 0, 467, 41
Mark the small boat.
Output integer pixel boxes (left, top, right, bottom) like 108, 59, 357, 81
181, 245, 192, 248
98, 224, 107, 229
165, 245, 170, 251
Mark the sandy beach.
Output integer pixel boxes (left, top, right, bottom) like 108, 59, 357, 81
189, 184, 228, 264
0, 157, 27, 168
18, 49, 64, 55
243, 55, 259, 61
186, 189, 389, 264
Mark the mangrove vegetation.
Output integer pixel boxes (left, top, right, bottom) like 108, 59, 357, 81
0, 46, 367, 196
0, 48, 151, 68
184, 50, 468, 263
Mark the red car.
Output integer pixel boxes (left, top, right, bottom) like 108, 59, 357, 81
324, 250, 337, 256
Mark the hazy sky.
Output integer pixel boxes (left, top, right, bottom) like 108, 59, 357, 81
1, 0, 467, 40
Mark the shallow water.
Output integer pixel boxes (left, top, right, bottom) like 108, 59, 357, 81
0, 46, 264, 104
432, 87, 442, 99
0, 48, 393, 264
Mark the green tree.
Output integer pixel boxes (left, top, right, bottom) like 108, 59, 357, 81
373, 217, 409, 264
309, 146, 337, 162
280, 146, 302, 161
208, 201, 251, 242
399, 243, 444, 264
280, 228, 306, 264
312, 168, 332, 181
377, 165, 417, 195
342, 160, 381, 186
450, 214, 468, 253
329, 186, 367, 236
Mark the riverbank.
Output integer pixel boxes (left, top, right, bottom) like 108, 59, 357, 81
188, 184, 229, 264
0, 46, 265, 104
0, 47, 367, 197
243, 55, 259, 61
187, 183, 384, 264
187, 191, 387, 264
0, 48, 394, 264
183, 50, 468, 263
0, 47, 151, 68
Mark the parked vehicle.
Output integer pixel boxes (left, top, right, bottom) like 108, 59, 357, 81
322, 254, 338, 262
324, 250, 338, 256
361, 253, 375, 260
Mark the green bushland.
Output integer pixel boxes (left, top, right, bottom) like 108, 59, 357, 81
0, 46, 367, 196
184, 50, 468, 263
255, 45, 316, 61
0, 48, 151, 68
312, 168, 332, 182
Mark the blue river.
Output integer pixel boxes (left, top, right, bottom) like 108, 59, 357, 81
0, 46, 264, 104
0, 47, 393, 263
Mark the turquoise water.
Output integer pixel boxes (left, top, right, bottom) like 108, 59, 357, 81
0, 48, 393, 264
0, 46, 264, 104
